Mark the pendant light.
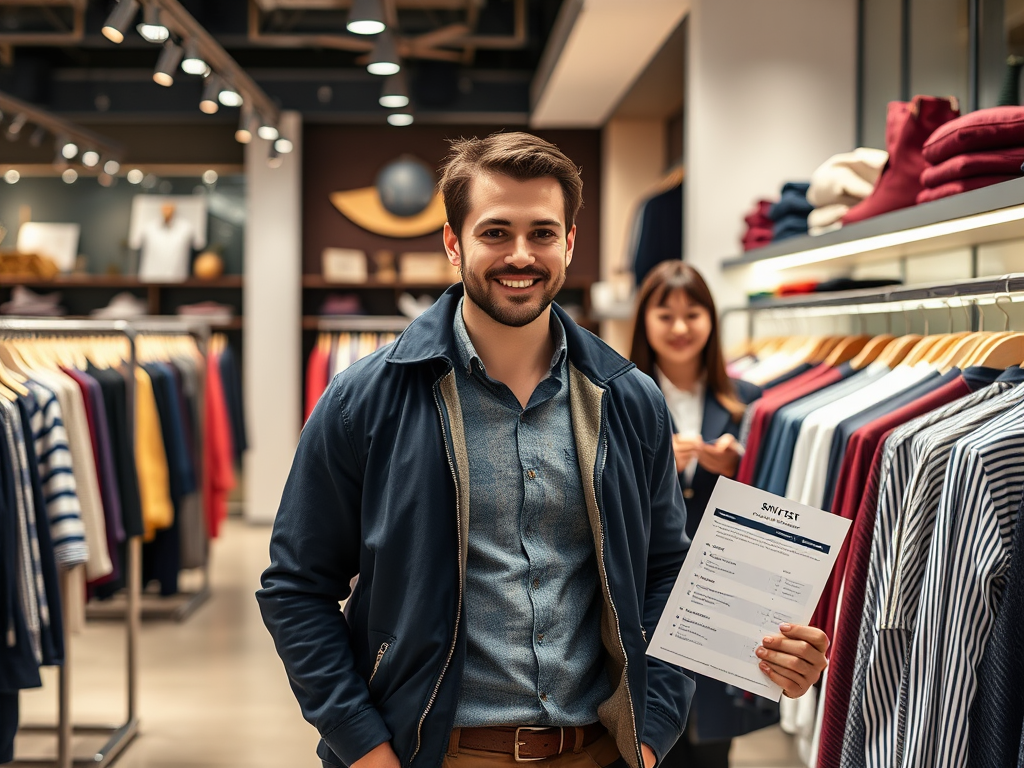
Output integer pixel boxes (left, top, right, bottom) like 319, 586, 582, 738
200, 74, 221, 114
379, 71, 409, 108
347, 0, 386, 35
257, 117, 279, 141
367, 31, 400, 76
101, 0, 140, 44
235, 105, 254, 144
218, 83, 244, 107
153, 40, 184, 87
387, 112, 414, 127
181, 38, 209, 76
137, 4, 170, 43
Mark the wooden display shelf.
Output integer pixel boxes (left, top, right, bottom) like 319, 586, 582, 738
0, 275, 244, 289
301, 275, 594, 290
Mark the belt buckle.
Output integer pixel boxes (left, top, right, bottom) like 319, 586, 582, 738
514, 726, 559, 762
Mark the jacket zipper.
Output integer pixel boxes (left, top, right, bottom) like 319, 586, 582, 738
594, 414, 644, 768
368, 641, 390, 686
411, 381, 464, 764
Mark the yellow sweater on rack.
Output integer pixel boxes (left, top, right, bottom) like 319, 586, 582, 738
134, 367, 174, 541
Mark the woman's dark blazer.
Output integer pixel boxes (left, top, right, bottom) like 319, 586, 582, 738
670, 377, 780, 743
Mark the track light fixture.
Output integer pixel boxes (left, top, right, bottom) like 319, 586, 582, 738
379, 72, 409, 108
200, 74, 221, 114
62, 168, 78, 184
367, 32, 401, 76
4, 170, 19, 184
60, 139, 79, 159
267, 143, 283, 168
82, 150, 101, 167
218, 83, 244, 107
137, 4, 170, 42
153, 40, 183, 87
104, 160, 121, 175
102, 0, 139, 44
235, 105, 254, 144
274, 137, 294, 154
387, 112, 414, 127
257, 118, 279, 141
181, 38, 209, 76
347, 0, 386, 35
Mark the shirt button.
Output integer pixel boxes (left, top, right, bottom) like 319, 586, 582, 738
532, 578, 540, 589
537, 633, 544, 642
540, 693, 548, 701
683, 488, 695, 499
527, 470, 536, 479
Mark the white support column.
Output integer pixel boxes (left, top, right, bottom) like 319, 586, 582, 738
685, 0, 857, 342
243, 110, 302, 524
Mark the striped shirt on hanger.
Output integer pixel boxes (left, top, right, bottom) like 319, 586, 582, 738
839, 377, 1019, 768
23, 380, 88, 568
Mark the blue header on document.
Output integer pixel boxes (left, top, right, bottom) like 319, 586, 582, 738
714, 508, 831, 554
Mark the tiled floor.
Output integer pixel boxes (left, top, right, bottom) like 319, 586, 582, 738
15, 520, 803, 768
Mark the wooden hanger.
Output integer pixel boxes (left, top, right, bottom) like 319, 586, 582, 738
901, 335, 943, 367
823, 335, 871, 366
973, 333, 1024, 369
877, 334, 923, 367
849, 334, 895, 369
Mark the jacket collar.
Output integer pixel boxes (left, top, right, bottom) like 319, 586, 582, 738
700, 391, 730, 444
386, 283, 635, 385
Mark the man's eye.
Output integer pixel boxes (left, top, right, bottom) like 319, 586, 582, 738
534, 230, 556, 238
482, 230, 504, 238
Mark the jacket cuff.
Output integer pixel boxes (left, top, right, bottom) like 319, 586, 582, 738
642, 706, 684, 766
322, 707, 393, 766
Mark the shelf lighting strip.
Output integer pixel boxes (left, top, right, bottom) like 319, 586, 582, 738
746, 203, 1024, 272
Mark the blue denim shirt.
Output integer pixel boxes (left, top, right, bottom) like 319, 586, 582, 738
452, 299, 611, 727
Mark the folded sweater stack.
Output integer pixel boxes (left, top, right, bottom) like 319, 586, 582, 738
806, 148, 888, 235
768, 182, 813, 242
741, 200, 774, 251
918, 106, 1024, 203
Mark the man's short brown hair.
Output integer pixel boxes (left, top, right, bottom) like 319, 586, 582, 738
438, 131, 584, 240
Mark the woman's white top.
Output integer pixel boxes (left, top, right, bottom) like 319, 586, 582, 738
655, 366, 703, 483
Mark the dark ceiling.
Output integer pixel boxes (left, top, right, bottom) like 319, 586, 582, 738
0, 0, 564, 123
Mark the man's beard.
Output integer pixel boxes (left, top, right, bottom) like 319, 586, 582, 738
462, 263, 566, 328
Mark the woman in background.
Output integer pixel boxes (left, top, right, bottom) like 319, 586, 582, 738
630, 260, 777, 768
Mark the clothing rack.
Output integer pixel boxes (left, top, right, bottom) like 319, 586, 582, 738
4, 316, 213, 768
2, 318, 140, 768
721, 273, 1024, 337
85, 317, 213, 624
316, 315, 411, 333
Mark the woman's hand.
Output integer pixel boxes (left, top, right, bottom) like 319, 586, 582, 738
696, 434, 743, 477
755, 623, 829, 698
672, 435, 702, 474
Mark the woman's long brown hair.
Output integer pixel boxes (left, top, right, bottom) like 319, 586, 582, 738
629, 261, 745, 421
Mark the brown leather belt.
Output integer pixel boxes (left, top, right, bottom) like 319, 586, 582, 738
457, 723, 606, 762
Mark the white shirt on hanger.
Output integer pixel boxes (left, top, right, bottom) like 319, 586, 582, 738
138, 217, 195, 282
655, 366, 703, 483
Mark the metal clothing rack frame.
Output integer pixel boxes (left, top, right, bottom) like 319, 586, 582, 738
720, 273, 1024, 339
84, 317, 213, 624
3, 316, 213, 768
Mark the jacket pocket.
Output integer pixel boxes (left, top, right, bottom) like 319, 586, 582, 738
367, 630, 396, 693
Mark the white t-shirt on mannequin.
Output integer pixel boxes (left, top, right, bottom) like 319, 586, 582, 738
138, 217, 195, 281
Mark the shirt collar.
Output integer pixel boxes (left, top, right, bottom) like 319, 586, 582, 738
654, 365, 705, 401
453, 296, 568, 378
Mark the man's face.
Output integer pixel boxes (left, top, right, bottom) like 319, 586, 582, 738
443, 172, 575, 328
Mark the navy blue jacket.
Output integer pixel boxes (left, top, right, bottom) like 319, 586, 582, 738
257, 285, 695, 768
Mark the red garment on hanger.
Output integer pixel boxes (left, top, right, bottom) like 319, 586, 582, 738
203, 351, 235, 539
305, 345, 331, 422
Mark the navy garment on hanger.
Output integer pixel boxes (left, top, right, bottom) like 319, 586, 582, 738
218, 346, 247, 463
632, 183, 683, 286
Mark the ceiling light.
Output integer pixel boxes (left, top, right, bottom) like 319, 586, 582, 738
257, 119, 278, 141
60, 140, 78, 159
387, 113, 414, 127
367, 32, 400, 76
98, 173, 116, 188
267, 143, 282, 168
274, 137, 293, 154
104, 159, 121, 175
4, 170, 20, 184
235, 105, 254, 144
379, 72, 409, 108
202, 169, 218, 184
153, 40, 183, 87
5, 113, 27, 141
102, 0, 139, 44
137, 5, 169, 43
218, 84, 244, 107
29, 126, 45, 147
200, 74, 221, 114
82, 150, 100, 167
127, 168, 144, 184
62, 168, 78, 184
347, 0, 386, 35
181, 38, 208, 76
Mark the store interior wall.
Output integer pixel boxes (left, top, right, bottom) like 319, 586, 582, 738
685, 0, 858, 348
244, 111, 303, 525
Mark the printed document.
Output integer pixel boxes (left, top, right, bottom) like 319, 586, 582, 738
647, 478, 851, 699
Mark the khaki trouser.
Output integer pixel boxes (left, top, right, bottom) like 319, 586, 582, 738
443, 730, 624, 768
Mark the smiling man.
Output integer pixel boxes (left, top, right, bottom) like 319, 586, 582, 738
257, 132, 827, 768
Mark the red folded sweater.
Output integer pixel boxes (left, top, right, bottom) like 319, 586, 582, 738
916, 174, 1018, 204
920, 148, 1024, 188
